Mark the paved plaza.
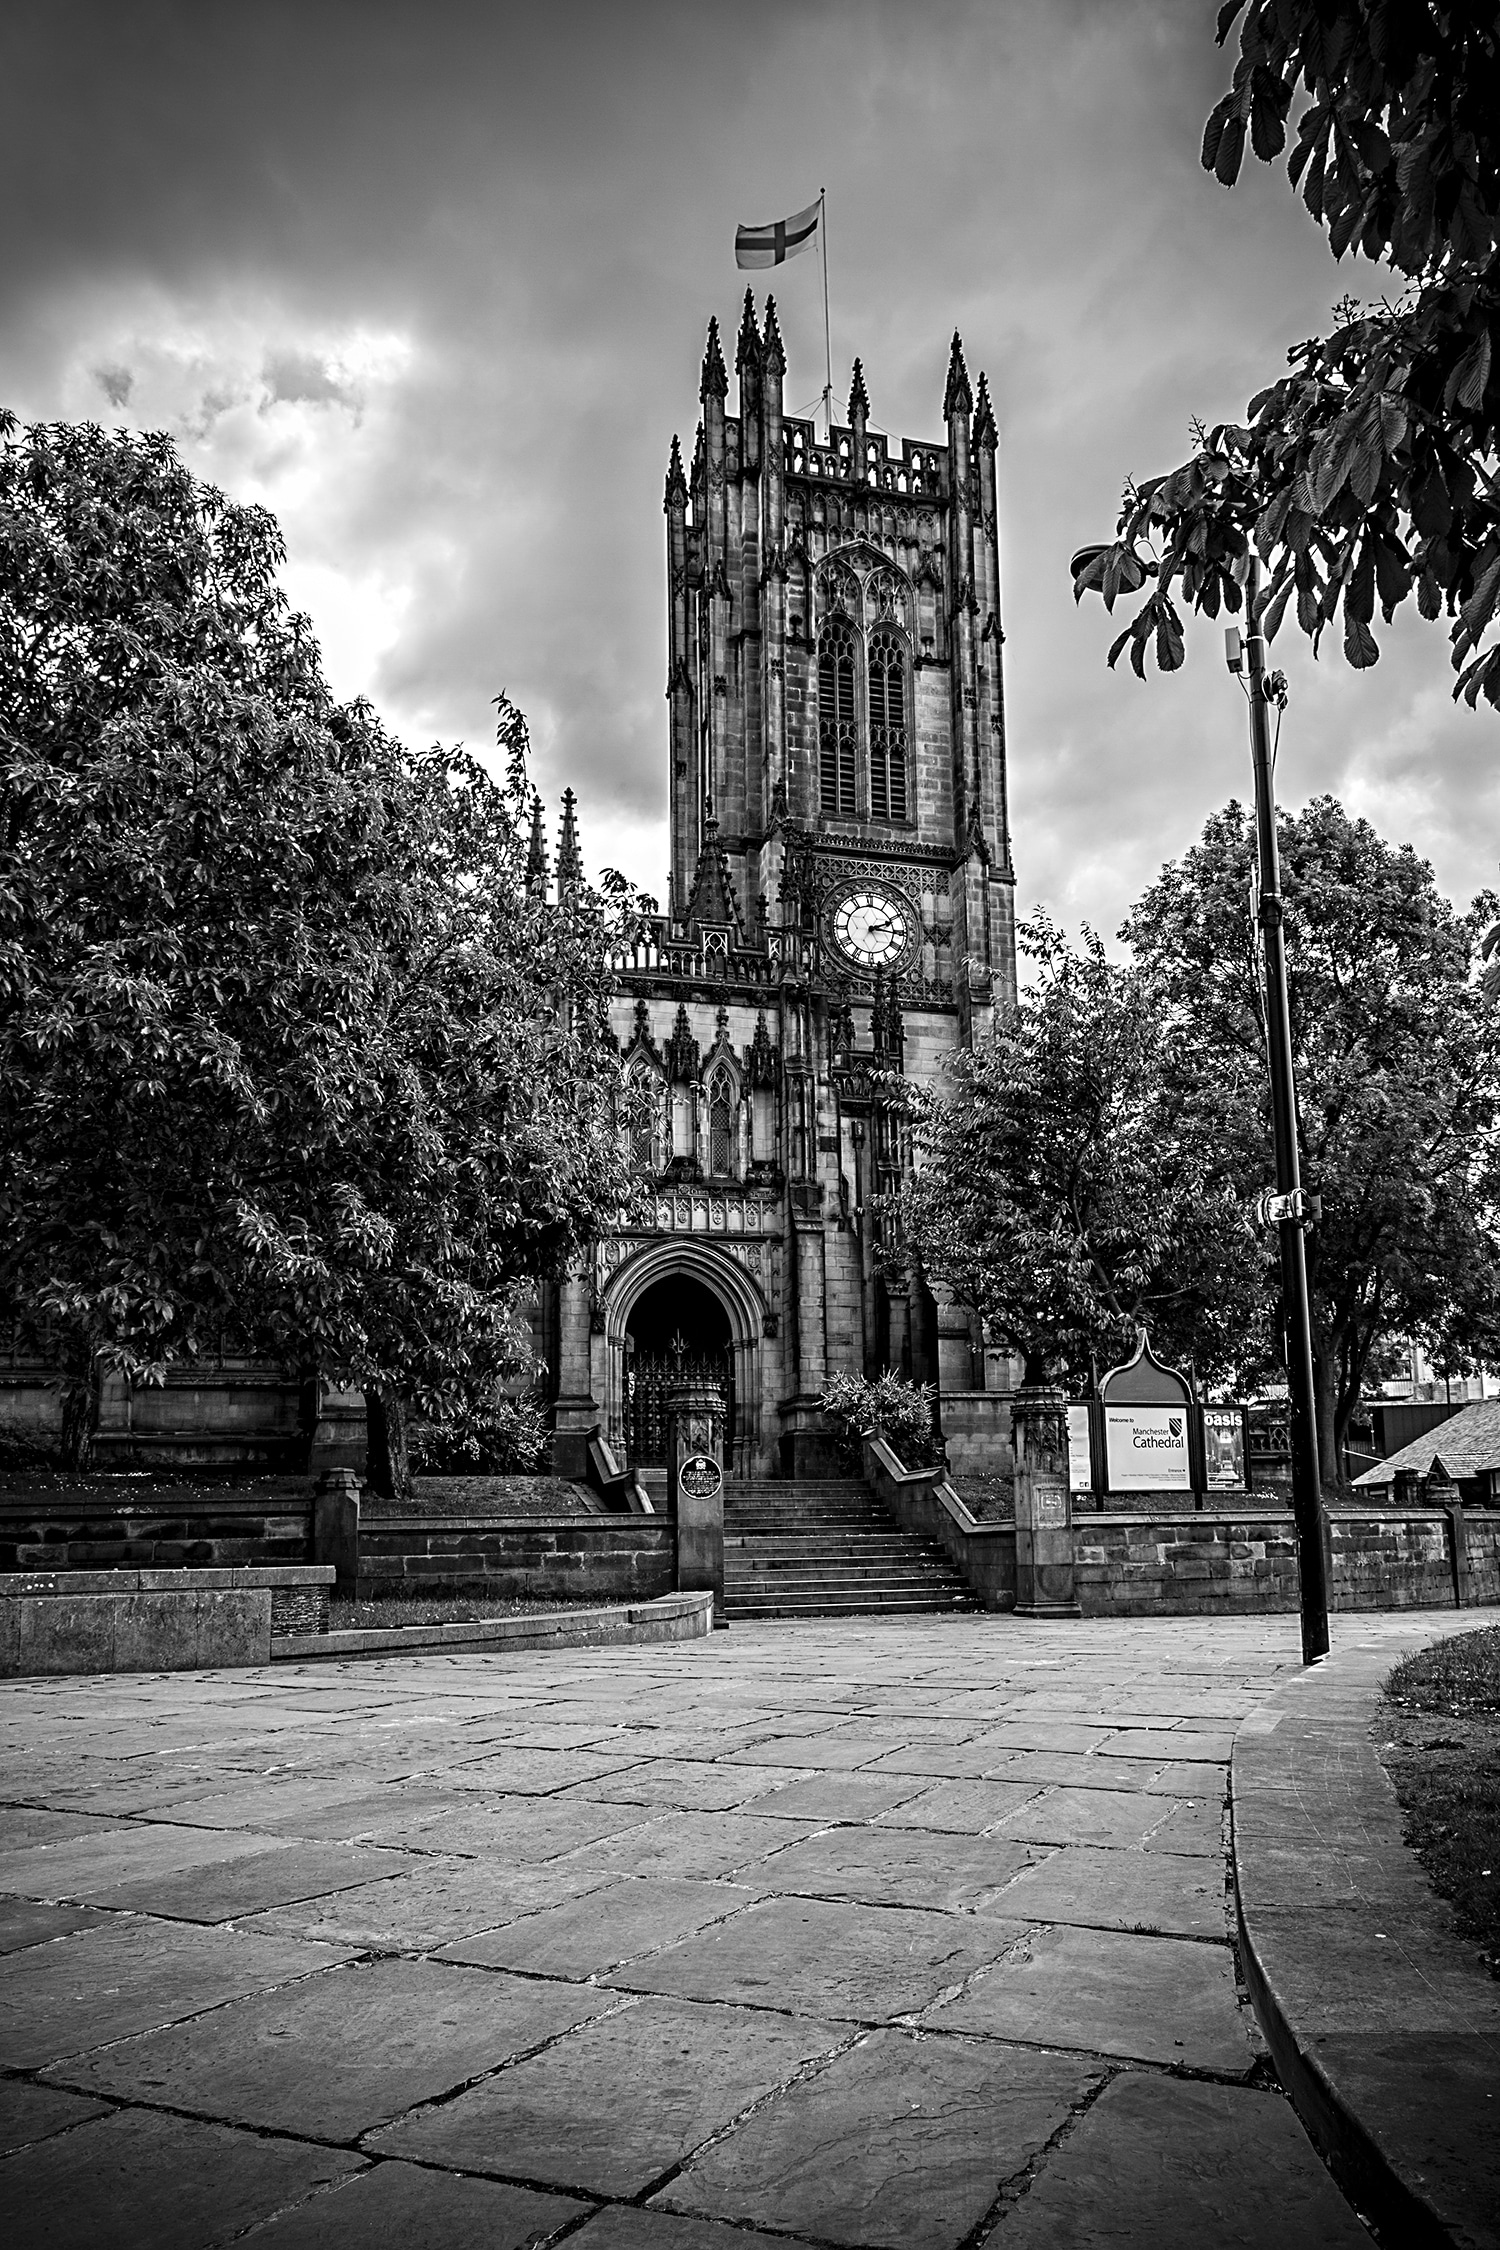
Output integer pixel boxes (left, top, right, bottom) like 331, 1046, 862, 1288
0, 1612, 1445, 2248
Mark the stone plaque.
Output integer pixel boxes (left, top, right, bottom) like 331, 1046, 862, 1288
1032, 1477, 1068, 1528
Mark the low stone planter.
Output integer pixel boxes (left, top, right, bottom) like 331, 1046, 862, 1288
0, 1565, 334, 1678
273, 1590, 713, 1663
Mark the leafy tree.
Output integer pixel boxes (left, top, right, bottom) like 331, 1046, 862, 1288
895, 916, 1260, 1391
1073, 1, 1500, 708
1125, 795, 1500, 1483
0, 412, 637, 1486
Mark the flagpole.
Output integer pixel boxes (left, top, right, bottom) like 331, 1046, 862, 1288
820, 187, 833, 442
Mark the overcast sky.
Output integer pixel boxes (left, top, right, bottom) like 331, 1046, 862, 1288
5, 0, 1495, 939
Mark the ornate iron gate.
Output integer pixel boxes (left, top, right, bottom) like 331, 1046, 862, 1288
626, 1350, 735, 1468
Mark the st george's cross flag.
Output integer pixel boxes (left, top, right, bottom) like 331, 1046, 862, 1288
735, 198, 820, 269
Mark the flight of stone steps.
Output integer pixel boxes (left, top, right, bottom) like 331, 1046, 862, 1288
722, 1478, 982, 1620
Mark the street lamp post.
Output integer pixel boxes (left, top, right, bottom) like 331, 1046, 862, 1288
1231, 562, 1330, 1665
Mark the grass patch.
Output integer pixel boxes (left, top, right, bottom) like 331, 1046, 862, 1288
1378, 1625, 1500, 1975
330, 1592, 598, 1631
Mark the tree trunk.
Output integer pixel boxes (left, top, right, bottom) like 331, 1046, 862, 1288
365, 1387, 411, 1501
58, 1349, 103, 1472
295, 1364, 321, 1475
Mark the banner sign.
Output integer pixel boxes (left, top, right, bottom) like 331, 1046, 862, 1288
1067, 1406, 1093, 1493
1202, 1408, 1246, 1490
1104, 1405, 1191, 1492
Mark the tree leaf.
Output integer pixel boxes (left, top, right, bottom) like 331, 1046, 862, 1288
1343, 607, 1380, 667
1213, 110, 1247, 188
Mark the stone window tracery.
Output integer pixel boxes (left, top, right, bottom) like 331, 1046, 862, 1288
868, 626, 910, 823
818, 615, 859, 817
706, 1063, 738, 1178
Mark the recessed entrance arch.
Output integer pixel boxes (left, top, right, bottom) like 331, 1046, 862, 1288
600, 1241, 766, 1479
624, 1275, 734, 1468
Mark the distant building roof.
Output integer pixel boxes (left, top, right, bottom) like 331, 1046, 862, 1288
1355, 1399, 1500, 1485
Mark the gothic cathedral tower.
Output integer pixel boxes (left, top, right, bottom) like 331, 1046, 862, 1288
665, 295, 1017, 1036
549, 299, 1019, 1484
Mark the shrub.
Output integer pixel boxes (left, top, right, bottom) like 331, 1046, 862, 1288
408, 1391, 549, 1476
820, 1371, 940, 1471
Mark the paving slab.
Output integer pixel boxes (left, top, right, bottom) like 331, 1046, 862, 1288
992, 1843, 1224, 1938
0, 1820, 291, 1902
246, 1855, 617, 1952
995, 1786, 1187, 1850
0, 2077, 110, 2156
0, 2108, 364, 2250
568, 2209, 790, 2249
372, 1993, 849, 2198
438, 1873, 765, 1976
426, 1745, 649, 1794
0, 1916, 353, 2068
238, 2156, 590, 2246
750, 1771, 930, 1822
922, 1922, 1253, 2074
608, 1893, 1030, 2021
48, 1956, 617, 2139
0, 1808, 127, 1854
574, 1756, 800, 1811
870, 1776, 1044, 1832
366, 1793, 658, 1860
752, 1825, 1036, 1913
994, 2070, 1369, 2247
1101, 1726, 1238, 1763
0, 1897, 112, 1954
82, 1839, 415, 1921
557, 1807, 823, 1882
660, 2026, 1100, 2248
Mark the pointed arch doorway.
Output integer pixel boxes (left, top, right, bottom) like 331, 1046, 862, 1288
624, 1274, 735, 1470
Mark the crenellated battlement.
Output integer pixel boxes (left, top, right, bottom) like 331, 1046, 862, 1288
782, 418, 948, 498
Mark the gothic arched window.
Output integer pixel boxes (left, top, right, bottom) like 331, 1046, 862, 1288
818, 616, 858, 817
706, 1065, 736, 1177
868, 626, 909, 822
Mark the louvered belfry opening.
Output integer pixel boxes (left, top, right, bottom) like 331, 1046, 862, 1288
624, 1273, 735, 1469
818, 614, 858, 816
868, 625, 908, 821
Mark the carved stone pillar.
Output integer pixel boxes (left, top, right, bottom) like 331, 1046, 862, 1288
1012, 1381, 1080, 1618
667, 1379, 726, 1621
551, 1262, 599, 1480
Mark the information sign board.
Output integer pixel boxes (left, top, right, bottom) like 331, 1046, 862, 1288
1202, 1407, 1246, 1490
1104, 1405, 1192, 1492
1067, 1406, 1093, 1493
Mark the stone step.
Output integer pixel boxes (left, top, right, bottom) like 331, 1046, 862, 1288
718, 1473, 975, 1621
728, 1593, 982, 1617
726, 1558, 958, 1577
724, 1510, 887, 1527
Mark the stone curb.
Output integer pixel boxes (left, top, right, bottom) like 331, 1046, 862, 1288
1231, 1617, 1500, 2249
271, 1589, 713, 1664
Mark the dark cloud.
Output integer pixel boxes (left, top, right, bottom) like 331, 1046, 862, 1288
3, 0, 1492, 927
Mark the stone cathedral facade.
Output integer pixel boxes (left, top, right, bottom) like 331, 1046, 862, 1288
548, 295, 1019, 1484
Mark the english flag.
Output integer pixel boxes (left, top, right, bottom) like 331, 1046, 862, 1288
735, 198, 820, 269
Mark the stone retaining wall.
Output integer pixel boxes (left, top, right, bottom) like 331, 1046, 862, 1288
0, 1487, 313, 1573
355, 1515, 675, 1604
1073, 1508, 1500, 1617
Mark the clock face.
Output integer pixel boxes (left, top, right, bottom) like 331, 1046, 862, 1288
828, 881, 917, 973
